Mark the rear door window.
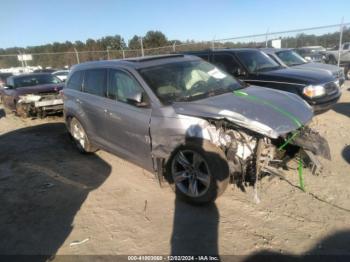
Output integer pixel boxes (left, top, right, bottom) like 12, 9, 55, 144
83, 69, 107, 97
66, 71, 83, 91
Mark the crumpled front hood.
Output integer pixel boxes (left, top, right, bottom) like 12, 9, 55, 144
173, 86, 313, 138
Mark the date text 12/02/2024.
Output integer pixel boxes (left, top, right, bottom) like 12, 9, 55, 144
127, 256, 220, 261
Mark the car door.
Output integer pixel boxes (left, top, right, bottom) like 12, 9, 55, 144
104, 68, 153, 170
78, 68, 109, 142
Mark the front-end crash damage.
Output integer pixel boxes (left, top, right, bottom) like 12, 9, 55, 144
207, 120, 330, 185
16, 93, 63, 118
151, 114, 330, 188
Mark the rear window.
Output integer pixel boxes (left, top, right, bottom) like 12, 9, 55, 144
83, 69, 107, 97
66, 71, 83, 91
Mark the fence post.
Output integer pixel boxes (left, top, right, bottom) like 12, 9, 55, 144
265, 28, 269, 47
122, 49, 125, 59
338, 17, 344, 67
23, 52, 28, 68
107, 46, 110, 60
173, 41, 176, 53
140, 37, 144, 57
74, 47, 80, 64
17, 51, 24, 68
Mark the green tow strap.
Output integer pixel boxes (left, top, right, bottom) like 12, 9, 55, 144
298, 155, 305, 191
233, 90, 306, 191
278, 130, 300, 151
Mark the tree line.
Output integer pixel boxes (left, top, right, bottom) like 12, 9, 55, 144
0, 28, 349, 69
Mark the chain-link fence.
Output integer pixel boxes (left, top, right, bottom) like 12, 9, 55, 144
1, 22, 349, 72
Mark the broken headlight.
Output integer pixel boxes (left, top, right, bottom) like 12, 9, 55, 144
18, 94, 42, 103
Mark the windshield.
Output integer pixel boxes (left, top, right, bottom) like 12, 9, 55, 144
276, 50, 307, 66
13, 74, 61, 88
139, 60, 242, 104
235, 50, 281, 73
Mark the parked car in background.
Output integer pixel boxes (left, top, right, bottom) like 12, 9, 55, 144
63, 54, 330, 204
323, 42, 350, 63
185, 49, 341, 113
2, 73, 64, 117
322, 43, 350, 80
261, 48, 345, 84
52, 70, 69, 82
295, 46, 325, 63
0, 73, 13, 103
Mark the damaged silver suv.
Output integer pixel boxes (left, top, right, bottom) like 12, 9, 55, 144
63, 54, 330, 204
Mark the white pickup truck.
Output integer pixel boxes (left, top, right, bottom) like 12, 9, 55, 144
324, 42, 350, 79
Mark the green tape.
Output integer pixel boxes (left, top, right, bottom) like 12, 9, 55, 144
233, 90, 303, 128
278, 130, 300, 151
298, 156, 305, 191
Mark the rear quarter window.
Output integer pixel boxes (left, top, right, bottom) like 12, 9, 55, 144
66, 71, 83, 91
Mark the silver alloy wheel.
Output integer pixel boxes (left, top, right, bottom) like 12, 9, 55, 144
171, 149, 211, 198
71, 120, 86, 150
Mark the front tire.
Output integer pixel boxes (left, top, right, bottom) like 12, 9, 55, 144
166, 140, 229, 205
345, 65, 350, 80
327, 55, 337, 65
16, 103, 30, 118
69, 117, 97, 153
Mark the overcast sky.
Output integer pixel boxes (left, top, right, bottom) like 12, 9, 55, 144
1, 0, 349, 48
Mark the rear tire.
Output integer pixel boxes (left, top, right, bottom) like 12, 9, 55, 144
166, 140, 229, 205
69, 117, 97, 153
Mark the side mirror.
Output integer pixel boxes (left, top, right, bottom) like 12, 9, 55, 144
3, 85, 13, 89
126, 92, 149, 107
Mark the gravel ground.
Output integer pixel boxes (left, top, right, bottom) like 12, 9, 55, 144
0, 82, 349, 260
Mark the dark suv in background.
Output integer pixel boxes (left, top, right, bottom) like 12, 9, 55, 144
184, 49, 341, 113
261, 48, 345, 84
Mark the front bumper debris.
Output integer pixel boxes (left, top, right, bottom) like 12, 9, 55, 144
17, 93, 63, 118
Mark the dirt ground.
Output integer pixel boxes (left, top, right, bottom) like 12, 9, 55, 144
0, 82, 350, 260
